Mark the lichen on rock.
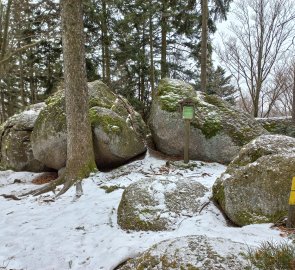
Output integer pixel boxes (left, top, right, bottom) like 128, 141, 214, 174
117, 177, 208, 231
213, 134, 295, 226
0, 103, 47, 172
256, 117, 295, 138
117, 235, 248, 270
31, 80, 147, 170
90, 107, 146, 169
148, 78, 267, 164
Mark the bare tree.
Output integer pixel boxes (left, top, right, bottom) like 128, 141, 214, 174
217, 0, 295, 117
268, 60, 295, 119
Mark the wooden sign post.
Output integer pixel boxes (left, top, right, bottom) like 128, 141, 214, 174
179, 99, 195, 164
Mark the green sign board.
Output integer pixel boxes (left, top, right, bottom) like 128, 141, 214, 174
183, 105, 194, 120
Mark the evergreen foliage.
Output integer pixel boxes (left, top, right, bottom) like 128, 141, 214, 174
0, 0, 234, 122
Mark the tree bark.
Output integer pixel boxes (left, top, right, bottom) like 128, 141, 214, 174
292, 66, 295, 124
161, 0, 168, 79
101, 0, 110, 86
140, 24, 146, 104
149, 0, 155, 99
0, 0, 12, 59
201, 0, 208, 93
59, 0, 97, 196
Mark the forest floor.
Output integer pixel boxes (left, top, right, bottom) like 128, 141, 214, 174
0, 150, 289, 270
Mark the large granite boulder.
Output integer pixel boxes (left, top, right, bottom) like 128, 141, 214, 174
90, 107, 146, 168
31, 80, 147, 170
0, 103, 47, 172
117, 177, 208, 231
213, 134, 295, 226
148, 78, 267, 163
117, 235, 247, 270
257, 117, 295, 138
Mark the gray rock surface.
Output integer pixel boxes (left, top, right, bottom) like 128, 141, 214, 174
257, 117, 295, 137
90, 107, 146, 168
148, 78, 267, 163
213, 134, 295, 226
31, 80, 147, 170
117, 177, 208, 231
0, 103, 46, 172
117, 235, 247, 270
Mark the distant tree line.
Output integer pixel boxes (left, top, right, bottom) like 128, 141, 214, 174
0, 0, 235, 122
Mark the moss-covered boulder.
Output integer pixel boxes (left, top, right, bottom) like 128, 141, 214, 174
257, 117, 295, 137
117, 177, 208, 231
0, 103, 47, 172
90, 107, 146, 169
31, 80, 147, 170
213, 134, 295, 226
117, 235, 247, 270
148, 78, 267, 163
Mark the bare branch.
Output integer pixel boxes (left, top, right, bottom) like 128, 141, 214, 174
0, 41, 41, 64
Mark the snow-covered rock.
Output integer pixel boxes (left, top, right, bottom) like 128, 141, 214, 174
0, 103, 47, 172
117, 235, 247, 270
117, 177, 208, 231
31, 80, 147, 170
213, 134, 295, 226
148, 78, 267, 163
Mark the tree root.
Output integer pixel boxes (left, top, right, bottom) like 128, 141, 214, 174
5, 168, 88, 199
20, 175, 66, 197
0, 194, 21, 200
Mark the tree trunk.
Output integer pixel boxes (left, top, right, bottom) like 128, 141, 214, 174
29, 52, 36, 104
18, 44, 26, 107
201, 0, 208, 93
161, 0, 168, 79
149, 1, 155, 99
0, 0, 12, 59
292, 66, 295, 124
59, 0, 97, 195
140, 24, 146, 104
101, 0, 110, 86
0, 87, 5, 123
101, 33, 105, 81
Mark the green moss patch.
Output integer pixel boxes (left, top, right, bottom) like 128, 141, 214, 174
234, 210, 287, 226
157, 79, 197, 112
89, 108, 124, 135
100, 185, 122, 193
33, 91, 66, 139
212, 180, 226, 209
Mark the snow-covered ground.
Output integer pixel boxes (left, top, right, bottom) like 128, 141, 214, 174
0, 151, 285, 270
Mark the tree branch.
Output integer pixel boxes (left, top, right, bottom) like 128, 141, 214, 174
0, 41, 42, 65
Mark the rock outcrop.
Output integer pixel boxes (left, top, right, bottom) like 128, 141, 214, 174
257, 117, 295, 138
31, 80, 147, 170
213, 134, 295, 226
117, 177, 208, 231
0, 103, 47, 172
117, 235, 247, 270
148, 78, 267, 163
